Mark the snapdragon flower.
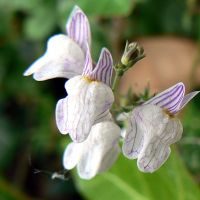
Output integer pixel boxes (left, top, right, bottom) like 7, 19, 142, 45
23, 4, 115, 143
122, 82, 199, 173
63, 121, 120, 179
23, 6, 91, 80
56, 46, 114, 142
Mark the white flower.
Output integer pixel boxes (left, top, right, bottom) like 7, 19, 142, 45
23, 6, 91, 80
23, 5, 115, 143
63, 121, 121, 180
56, 47, 114, 142
122, 82, 199, 173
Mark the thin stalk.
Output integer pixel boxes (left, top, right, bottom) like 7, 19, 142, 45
112, 72, 121, 91
111, 69, 124, 118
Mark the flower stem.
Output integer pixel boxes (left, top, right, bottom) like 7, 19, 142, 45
112, 72, 121, 91
111, 67, 124, 117
112, 63, 124, 92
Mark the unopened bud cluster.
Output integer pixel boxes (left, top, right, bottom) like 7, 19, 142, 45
121, 41, 145, 68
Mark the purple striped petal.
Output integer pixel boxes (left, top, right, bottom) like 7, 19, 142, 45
82, 45, 93, 76
145, 82, 185, 114
82, 48, 113, 86
66, 6, 91, 54
178, 91, 200, 111
89, 48, 113, 86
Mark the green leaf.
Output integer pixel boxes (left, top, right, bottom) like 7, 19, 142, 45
0, 0, 38, 11
179, 100, 200, 174
58, 0, 135, 18
57, 0, 139, 29
74, 150, 200, 200
24, 6, 56, 40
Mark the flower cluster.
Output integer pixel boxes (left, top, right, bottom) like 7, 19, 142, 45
24, 6, 199, 179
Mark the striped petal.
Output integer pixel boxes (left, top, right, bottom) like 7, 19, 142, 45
23, 34, 85, 80
82, 47, 113, 86
82, 45, 93, 76
122, 113, 144, 159
178, 91, 200, 111
89, 48, 113, 86
66, 6, 91, 53
145, 82, 185, 114
55, 76, 114, 142
137, 115, 182, 173
137, 144, 171, 173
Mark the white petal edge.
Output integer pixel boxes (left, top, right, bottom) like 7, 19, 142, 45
24, 34, 85, 80
63, 142, 84, 170
99, 144, 120, 173
77, 145, 103, 179
77, 121, 120, 179
178, 91, 200, 112
55, 97, 69, 135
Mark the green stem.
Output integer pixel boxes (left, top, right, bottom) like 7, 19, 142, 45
112, 72, 121, 91
112, 63, 125, 91
111, 69, 123, 117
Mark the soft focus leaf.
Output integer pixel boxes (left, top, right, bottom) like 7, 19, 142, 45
180, 99, 200, 174
75, 151, 200, 200
58, 0, 135, 18
0, 0, 37, 11
24, 5, 56, 40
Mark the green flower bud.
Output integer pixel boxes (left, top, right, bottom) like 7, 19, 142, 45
121, 41, 145, 67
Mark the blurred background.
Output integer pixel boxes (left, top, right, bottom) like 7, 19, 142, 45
0, 0, 200, 199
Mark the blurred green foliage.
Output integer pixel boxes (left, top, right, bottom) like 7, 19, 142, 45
0, 0, 200, 199
76, 151, 200, 200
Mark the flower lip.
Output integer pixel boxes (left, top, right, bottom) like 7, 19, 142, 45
56, 75, 114, 143
122, 104, 183, 173
63, 121, 121, 180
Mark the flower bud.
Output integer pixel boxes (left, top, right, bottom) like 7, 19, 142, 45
121, 41, 145, 67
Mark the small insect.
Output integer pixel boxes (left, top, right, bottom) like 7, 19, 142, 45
51, 170, 70, 181
34, 168, 70, 181
29, 155, 70, 181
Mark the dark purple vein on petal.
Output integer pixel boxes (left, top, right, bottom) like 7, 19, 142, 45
146, 83, 185, 107
159, 85, 184, 110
